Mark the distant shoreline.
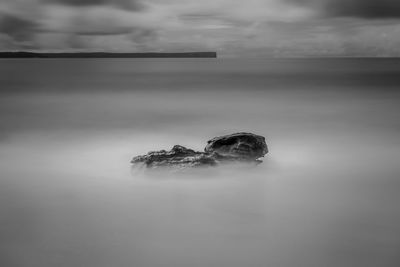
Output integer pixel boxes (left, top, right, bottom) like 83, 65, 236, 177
0, 52, 217, 58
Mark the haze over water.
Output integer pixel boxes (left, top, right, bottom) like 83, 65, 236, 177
1, 58, 400, 267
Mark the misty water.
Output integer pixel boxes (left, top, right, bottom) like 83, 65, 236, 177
1, 59, 400, 267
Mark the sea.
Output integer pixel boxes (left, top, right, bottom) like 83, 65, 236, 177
1, 58, 399, 267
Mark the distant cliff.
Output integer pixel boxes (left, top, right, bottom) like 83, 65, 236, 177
0, 52, 217, 58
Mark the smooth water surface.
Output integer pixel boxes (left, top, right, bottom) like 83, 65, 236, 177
1, 59, 400, 267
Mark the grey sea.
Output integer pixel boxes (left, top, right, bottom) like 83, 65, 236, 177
1, 58, 400, 267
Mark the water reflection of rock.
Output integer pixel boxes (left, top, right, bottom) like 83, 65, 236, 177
131, 132, 268, 171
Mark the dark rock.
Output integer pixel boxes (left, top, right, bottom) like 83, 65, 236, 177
131, 133, 268, 170
204, 132, 268, 160
131, 145, 218, 170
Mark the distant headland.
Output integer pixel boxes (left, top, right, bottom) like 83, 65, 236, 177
0, 52, 217, 58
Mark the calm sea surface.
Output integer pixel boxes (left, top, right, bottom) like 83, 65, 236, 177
1, 59, 400, 267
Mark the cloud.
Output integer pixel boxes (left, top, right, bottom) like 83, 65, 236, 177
45, 0, 145, 11
31, 4, 164, 51
1, 0, 400, 56
288, 0, 400, 19
0, 12, 38, 41
326, 0, 400, 18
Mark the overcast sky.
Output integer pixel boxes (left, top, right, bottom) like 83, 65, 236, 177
1, 0, 400, 57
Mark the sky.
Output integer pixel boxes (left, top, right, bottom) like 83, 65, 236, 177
1, 0, 400, 57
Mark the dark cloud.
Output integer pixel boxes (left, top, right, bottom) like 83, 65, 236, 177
76, 29, 132, 36
0, 13, 38, 41
326, 0, 400, 18
288, 0, 400, 18
45, 0, 145, 11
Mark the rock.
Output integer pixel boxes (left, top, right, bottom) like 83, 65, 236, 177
131, 145, 217, 170
204, 132, 268, 161
131, 133, 268, 170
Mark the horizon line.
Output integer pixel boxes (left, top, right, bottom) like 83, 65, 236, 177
0, 51, 217, 58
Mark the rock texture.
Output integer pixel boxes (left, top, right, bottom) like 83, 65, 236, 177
205, 132, 268, 160
131, 145, 217, 169
131, 133, 268, 170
